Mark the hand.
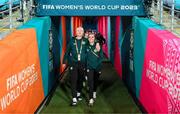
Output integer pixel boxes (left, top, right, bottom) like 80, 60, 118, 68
96, 43, 101, 52
62, 64, 66, 68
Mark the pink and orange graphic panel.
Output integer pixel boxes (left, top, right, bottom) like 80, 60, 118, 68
140, 29, 180, 113
0, 29, 44, 113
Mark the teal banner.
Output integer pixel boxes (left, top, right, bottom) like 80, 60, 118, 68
35, 0, 145, 16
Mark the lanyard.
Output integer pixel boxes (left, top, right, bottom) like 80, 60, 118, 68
75, 39, 83, 54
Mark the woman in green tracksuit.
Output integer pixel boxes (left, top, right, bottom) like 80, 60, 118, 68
86, 33, 103, 106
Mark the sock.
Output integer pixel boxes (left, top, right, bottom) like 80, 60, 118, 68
93, 92, 96, 99
77, 92, 81, 97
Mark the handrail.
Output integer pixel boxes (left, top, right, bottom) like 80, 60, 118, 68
0, 0, 34, 39
151, 0, 180, 36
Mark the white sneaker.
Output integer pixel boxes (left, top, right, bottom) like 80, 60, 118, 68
88, 98, 94, 106
71, 98, 77, 106
77, 92, 82, 101
85, 76, 88, 81
93, 92, 96, 99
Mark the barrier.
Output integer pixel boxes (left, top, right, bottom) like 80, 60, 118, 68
130, 17, 180, 113
0, 29, 44, 113
133, 17, 163, 97
140, 29, 180, 113
18, 17, 52, 97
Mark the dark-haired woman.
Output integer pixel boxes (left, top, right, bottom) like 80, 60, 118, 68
86, 33, 103, 106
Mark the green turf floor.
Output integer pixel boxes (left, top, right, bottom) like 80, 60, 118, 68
40, 62, 141, 114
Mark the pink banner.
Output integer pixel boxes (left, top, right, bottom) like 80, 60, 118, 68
140, 29, 180, 113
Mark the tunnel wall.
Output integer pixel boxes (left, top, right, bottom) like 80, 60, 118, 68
130, 17, 180, 113
98, 16, 109, 57
51, 16, 70, 76
71, 17, 83, 36
113, 16, 123, 77
98, 16, 123, 77
59, 16, 67, 73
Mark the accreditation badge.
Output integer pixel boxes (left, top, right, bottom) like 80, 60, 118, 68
78, 54, 81, 61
